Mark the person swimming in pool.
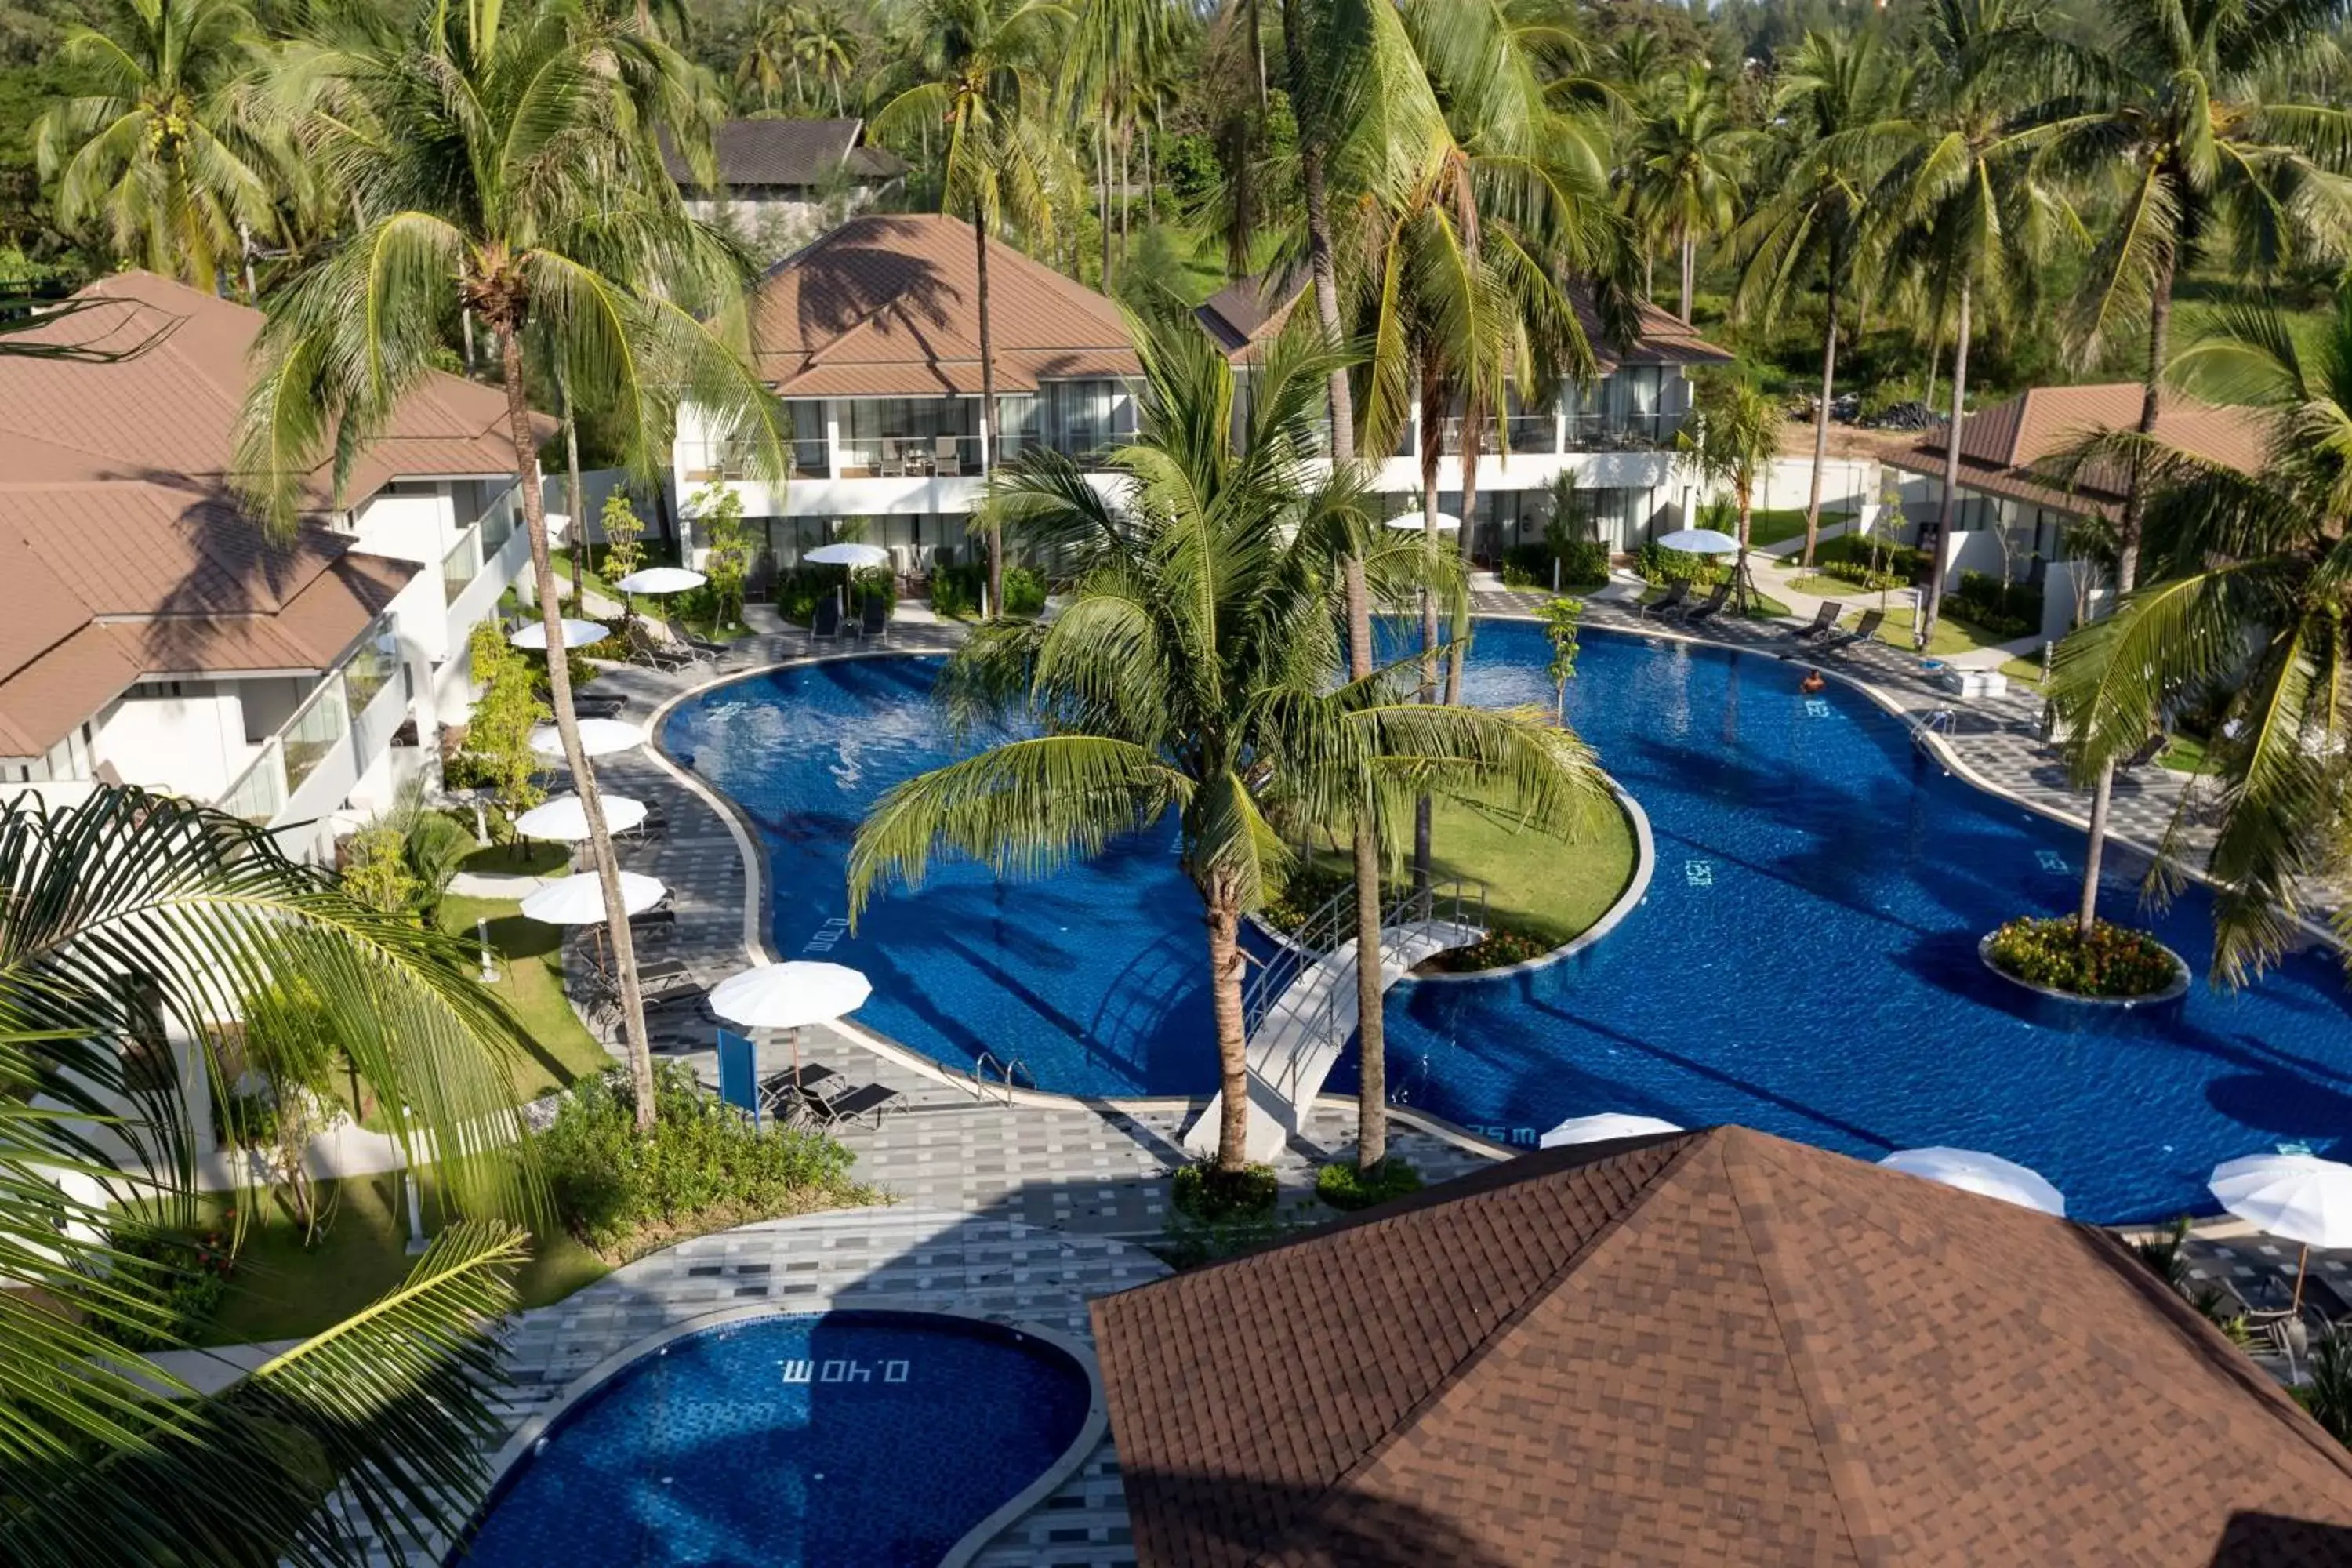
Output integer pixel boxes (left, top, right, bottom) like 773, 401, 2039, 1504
1800, 669, 1826, 695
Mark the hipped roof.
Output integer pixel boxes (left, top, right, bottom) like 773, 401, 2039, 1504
662, 118, 907, 188
1896, 383, 2273, 517
1092, 1125, 2352, 1568
745, 214, 1142, 398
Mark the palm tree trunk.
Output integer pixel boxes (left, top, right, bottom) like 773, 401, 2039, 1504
1803, 275, 1838, 572
2076, 252, 2176, 936
1098, 112, 1113, 290
1205, 877, 1251, 1171
1444, 387, 1480, 706
1283, 0, 1381, 1169
1247, 0, 1267, 109
1679, 231, 1695, 325
1414, 354, 1442, 895
1119, 122, 1131, 249
973, 198, 1004, 619
562, 373, 586, 611
1920, 278, 1969, 647
496, 326, 655, 1134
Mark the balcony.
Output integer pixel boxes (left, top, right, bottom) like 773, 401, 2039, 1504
678, 438, 827, 482
218, 626, 414, 828
837, 434, 985, 479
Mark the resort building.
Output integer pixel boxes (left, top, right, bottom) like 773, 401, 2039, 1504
0, 270, 544, 861
1195, 270, 1736, 559
670, 212, 1145, 587
664, 118, 908, 263
1884, 382, 2269, 641
672, 217, 1737, 584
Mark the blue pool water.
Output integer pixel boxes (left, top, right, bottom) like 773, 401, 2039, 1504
463, 1311, 1093, 1566
663, 623, 2352, 1222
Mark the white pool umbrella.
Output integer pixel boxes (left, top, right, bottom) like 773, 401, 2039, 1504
1654, 528, 1740, 555
531, 719, 644, 760
613, 566, 706, 596
1539, 1112, 1682, 1149
2210, 1153, 2352, 1312
514, 792, 647, 841
804, 541, 890, 568
711, 963, 873, 1029
510, 617, 609, 650
520, 870, 666, 924
1385, 511, 1462, 532
1881, 1147, 2066, 1218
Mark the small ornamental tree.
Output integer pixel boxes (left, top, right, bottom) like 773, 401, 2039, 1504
600, 488, 648, 583
342, 826, 420, 919
693, 481, 753, 630
1541, 595, 1585, 723
466, 619, 547, 825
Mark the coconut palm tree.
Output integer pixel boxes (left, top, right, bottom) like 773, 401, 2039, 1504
0, 787, 535, 1566
797, 2, 862, 114
1622, 65, 1748, 324
1855, 0, 2056, 644
234, 0, 788, 1133
2049, 292, 2352, 981
872, 0, 1070, 619
846, 326, 1611, 1174
2021, 0, 2352, 933
1679, 370, 1784, 612
34, 0, 281, 293
1733, 26, 1903, 570
737, 2, 813, 111
1062, 0, 1175, 289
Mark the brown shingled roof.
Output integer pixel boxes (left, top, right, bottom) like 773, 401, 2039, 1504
1896, 383, 2274, 517
0, 270, 534, 509
663, 118, 907, 189
746, 214, 1141, 397
1093, 1126, 2352, 1568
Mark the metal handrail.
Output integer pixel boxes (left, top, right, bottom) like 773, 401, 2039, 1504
968, 1050, 1032, 1106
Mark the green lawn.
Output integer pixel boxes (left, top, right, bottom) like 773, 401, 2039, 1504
1702, 506, 1854, 550
1829, 603, 2020, 659
2158, 732, 2224, 775
194, 1173, 608, 1345
457, 839, 570, 877
438, 893, 613, 1105
1999, 655, 2048, 693
1305, 795, 1638, 951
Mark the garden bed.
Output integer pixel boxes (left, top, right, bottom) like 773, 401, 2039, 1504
1979, 916, 2190, 1007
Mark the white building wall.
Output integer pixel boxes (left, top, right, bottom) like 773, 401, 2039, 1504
350, 488, 458, 566
93, 685, 250, 800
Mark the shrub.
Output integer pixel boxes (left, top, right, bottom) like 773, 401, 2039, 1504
1945, 570, 2042, 638
1984, 916, 2182, 999
103, 1227, 234, 1351
1812, 532, 1929, 590
1556, 537, 1612, 586
1422, 926, 1556, 971
1172, 1160, 1278, 1221
1316, 1157, 1423, 1211
930, 561, 1045, 619
1636, 540, 1721, 587
539, 1062, 869, 1255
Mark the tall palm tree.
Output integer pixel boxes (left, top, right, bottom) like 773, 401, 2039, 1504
847, 327, 1610, 1174
235, 0, 787, 1133
2024, 0, 2352, 933
1679, 370, 1784, 610
2048, 292, 2352, 982
1622, 66, 1747, 324
0, 788, 535, 1565
1733, 26, 1902, 570
797, 2, 862, 115
34, 0, 281, 292
872, 0, 1070, 619
737, 2, 812, 111
1856, 0, 2055, 644
1062, 0, 1173, 289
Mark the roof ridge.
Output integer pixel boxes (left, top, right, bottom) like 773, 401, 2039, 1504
1241, 1134, 1712, 1567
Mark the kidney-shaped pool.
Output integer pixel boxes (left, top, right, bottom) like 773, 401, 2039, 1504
661, 621, 2352, 1223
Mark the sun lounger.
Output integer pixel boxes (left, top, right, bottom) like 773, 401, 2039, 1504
1791, 601, 1842, 639
859, 594, 888, 641
1681, 582, 1733, 624
2119, 731, 2169, 771
812, 597, 842, 639
1638, 581, 1690, 620
757, 1063, 843, 1124
1820, 608, 1885, 652
795, 1080, 900, 1130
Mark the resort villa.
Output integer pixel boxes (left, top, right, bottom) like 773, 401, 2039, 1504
0, 271, 543, 862
663, 117, 908, 262
670, 216, 1738, 577
1880, 382, 2270, 642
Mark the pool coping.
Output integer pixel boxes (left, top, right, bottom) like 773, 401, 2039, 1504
470, 1300, 1110, 1568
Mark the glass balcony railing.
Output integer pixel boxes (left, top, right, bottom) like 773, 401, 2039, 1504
836, 434, 984, 478
679, 439, 826, 481
441, 527, 482, 607
279, 679, 350, 798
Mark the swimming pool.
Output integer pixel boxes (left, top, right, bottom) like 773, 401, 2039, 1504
663, 622, 2352, 1223
463, 1310, 1096, 1566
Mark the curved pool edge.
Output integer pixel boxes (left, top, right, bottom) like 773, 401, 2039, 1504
637, 626, 2343, 1152
466, 1302, 1109, 1568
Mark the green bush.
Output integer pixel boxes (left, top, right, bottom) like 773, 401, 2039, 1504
1945, 571, 2042, 638
103, 1228, 234, 1351
1813, 532, 1929, 590
929, 561, 1045, 619
1636, 540, 1723, 587
1556, 537, 1613, 586
1422, 926, 1557, 971
1172, 1160, 1279, 1221
1316, 1157, 1424, 1211
1984, 916, 2182, 999
539, 1062, 869, 1254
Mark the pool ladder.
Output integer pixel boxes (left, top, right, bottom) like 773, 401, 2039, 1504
969, 1051, 1034, 1105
